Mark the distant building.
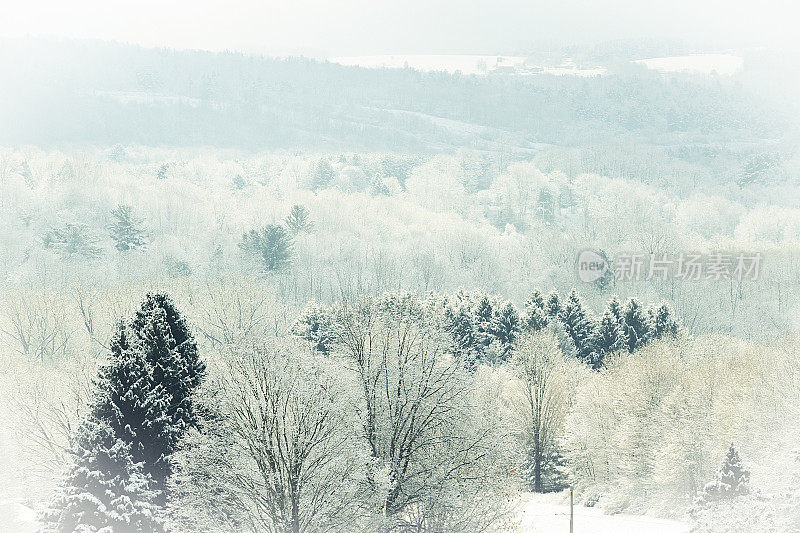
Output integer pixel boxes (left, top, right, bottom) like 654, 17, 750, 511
491, 57, 519, 74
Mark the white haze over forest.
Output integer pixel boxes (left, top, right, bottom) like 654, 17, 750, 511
2, 1, 800, 533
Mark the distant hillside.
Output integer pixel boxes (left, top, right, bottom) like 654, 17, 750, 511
0, 39, 787, 151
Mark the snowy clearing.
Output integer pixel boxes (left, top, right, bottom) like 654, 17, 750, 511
517, 492, 691, 533
329, 54, 526, 75
634, 54, 744, 75
0, 493, 695, 533
0, 499, 37, 533
328, 55, 605, 76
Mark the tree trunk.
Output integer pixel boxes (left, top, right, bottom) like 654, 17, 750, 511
291, 482, 300, 533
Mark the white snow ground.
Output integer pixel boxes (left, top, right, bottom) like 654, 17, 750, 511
0, 499, 37, 533
517, 492, 691, 533
329, 54, 527, 75
328, 55, 605, 77
634, 54, 743, 75
0, 492, 693, 532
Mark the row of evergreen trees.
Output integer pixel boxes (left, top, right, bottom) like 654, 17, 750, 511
40, 294, 205, 532
444, 290, 521, 366
524, 288, 679, 369
443, 287, 679, 369
293, 288, 679, 370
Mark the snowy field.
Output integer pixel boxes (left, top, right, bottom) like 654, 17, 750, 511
332, 53, 744, 77
0, 493, 694, 533
0, 499, 37, 533
634, 54, 744, 75
329, 54, 527, 75
518, 492, 691, 533
328, 55, 605, 76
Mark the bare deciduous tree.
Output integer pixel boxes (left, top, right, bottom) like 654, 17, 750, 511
330, 293, 513, 531
170, 339, 365, 533
192, 280, 288, 347
0, 290, 73, 362
507, 331, 577, 492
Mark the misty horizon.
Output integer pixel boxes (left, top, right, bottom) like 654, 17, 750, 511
3, 0, 800, 57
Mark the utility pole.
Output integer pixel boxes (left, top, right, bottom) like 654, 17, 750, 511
570, 484, 574, 533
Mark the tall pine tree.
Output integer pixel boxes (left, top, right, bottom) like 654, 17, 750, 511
523, 289, 549, 332
473, 294, 496, 355
560, 289, 597, 365
649, 302, 679, 340
127, 312, 183, 494
490, 301, 520, 363
445, 297, 478, 367
606, 295, 626, 329
622, 298, 651, 352
40, 322, 170, 532
284, 204, 313, 235
545, 290, 562, 319
128, 294, 205, 497
109, 204, 148, 252
131, 293, 205, 423
591, 309, 628, 368
310, 159, 335, 191
239, 225, 293, 272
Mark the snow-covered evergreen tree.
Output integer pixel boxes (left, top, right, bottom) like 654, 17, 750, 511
20, 159, 35, 188
473, 293, 495, 351
123, 313, 182, 498
606, 295, 626, 328
622, 298, 651, 352
156, 163, 169, 180
291, 302, 335, 355
444, 290, 522, 366
489, 301, 520, 364
523, 289, 549, 332
545, 290, 562, 319
310, 159, 335, 191
239, 225, 293, 272
39, 418, 164, 533
444, 292, 478, 367
592, 308, 628, 368
559, 289, 596, 364
698, 444, 751, 503
128, 294, 206, 498
108, 204, 147, 252
40, 316, 179, 532
131, 293, 206, 426
284, 204, 313, 235
524, 444, 569, 493
649, 301, 679, 340
43, 223, 102, 260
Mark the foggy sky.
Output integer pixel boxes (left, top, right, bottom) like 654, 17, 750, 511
2, 0, 799, 56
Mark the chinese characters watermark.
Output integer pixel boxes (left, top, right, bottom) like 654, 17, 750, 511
576, 250, 762, 283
